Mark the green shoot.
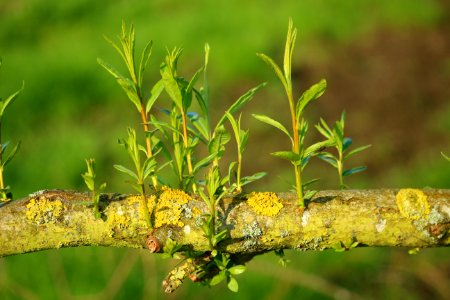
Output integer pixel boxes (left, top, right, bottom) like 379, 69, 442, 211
316, 111, 371, 189
254, 19, 329, 207
81, 158, 106, 218
98, 21, 163, 189
160, 47, 203, 192
0, 58, 24, 202
226, 112, 266, 193
209, 253, 246, 292
115, 127, 158, 228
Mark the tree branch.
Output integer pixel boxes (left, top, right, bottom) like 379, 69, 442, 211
1, 188, 449, 258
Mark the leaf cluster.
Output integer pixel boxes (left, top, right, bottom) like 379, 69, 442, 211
208, 253, 246, 293
81, 158, 106, 218
316, 111, 371, 189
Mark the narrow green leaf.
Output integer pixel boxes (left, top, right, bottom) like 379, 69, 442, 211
304, 140, 334, 158
271, 151, 300, 164
138, 40, 153, 86
344, 145, 371, 160
240, 172, 267, 186
216, 82, 266, 128
160, 64, 183, 110
342, 166, 367, 177
296, 79, 327, 119
114, 164, 138, 181
257, 53, 288, 92
2, 141, 20, 167
116, 77, 141, 111
146, 80, 164, 114
442, 152, 450, 162
318, 153, 338, 168
253, 114, 292, 141
0, 82, 24, 117
342, 137, 353, 151
97, 58, 123, 80
283, 18, 297, 84
193, 152, 217, 173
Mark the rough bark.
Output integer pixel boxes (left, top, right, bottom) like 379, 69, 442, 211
0, 188, 449, 258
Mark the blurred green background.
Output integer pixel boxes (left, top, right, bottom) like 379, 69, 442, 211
1, 0, 449, 299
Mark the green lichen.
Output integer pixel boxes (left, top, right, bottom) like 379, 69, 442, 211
396, 189, 430, 220
247, 192, 283, 216
25, 198, 64, 224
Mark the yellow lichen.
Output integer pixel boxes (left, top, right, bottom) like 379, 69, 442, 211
154, 186, 192, 228
247, 192, 283, 217
396, 189, 430, 220
25, 198, 64, 224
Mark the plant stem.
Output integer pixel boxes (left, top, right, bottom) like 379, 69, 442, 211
287, 90, 304, 207
236, 152, 242, 193
181, 111, 196, 193
140, 183, 152, 229
138, 100, 158, 189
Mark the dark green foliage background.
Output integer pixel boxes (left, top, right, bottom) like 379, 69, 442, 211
0, 0, 449, 299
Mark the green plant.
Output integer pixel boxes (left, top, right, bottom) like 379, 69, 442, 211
332, 238, 360, 252
208, 253, 246, 292
98, 21, 164, 189
442, 152, 450, 162
0, 59, 23, 202
114, 127, 159, 228
316, 111, 371, 189
81, 158, 107, 218
254, 19, 331, 207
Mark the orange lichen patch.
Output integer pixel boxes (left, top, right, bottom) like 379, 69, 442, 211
247, 192, 283, 217
154, 187, 192, 228
396, 189, 430, 220
25, 198, 64, 224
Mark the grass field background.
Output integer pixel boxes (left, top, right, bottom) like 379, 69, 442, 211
0, 0, 449, 299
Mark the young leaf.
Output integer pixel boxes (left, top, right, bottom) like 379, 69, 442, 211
216, 82, 267, 128
342, 166, 367, 177
271, 151, 301, 164
160, 64, 183, 110
210, 271, 227, 286
296, 79, 327, 119
227, 276, 239, 292
138, 40, 153, 86
344, 145, 371, 160
0, 82, 24, 118
114, 164, 138, 181
228, 265, 246, 276
256, 53, 288, 93
2, 141, 20, 168
146, 80, 164, 114
253, 114, 292, 141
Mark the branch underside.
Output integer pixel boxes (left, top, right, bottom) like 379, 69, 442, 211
0, 188, 449, 258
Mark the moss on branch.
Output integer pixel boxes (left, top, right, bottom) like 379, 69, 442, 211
0, 188, 449, 258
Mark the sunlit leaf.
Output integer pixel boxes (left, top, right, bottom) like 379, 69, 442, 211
0, 82, 24, 118
146, 80, 164, 114
296, 79, 327, 119
253, 114, 292, 141
227, 276, 239, 292
210, 271, 226, 286
271, 151, 300, 164
114, 164, 138, 181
